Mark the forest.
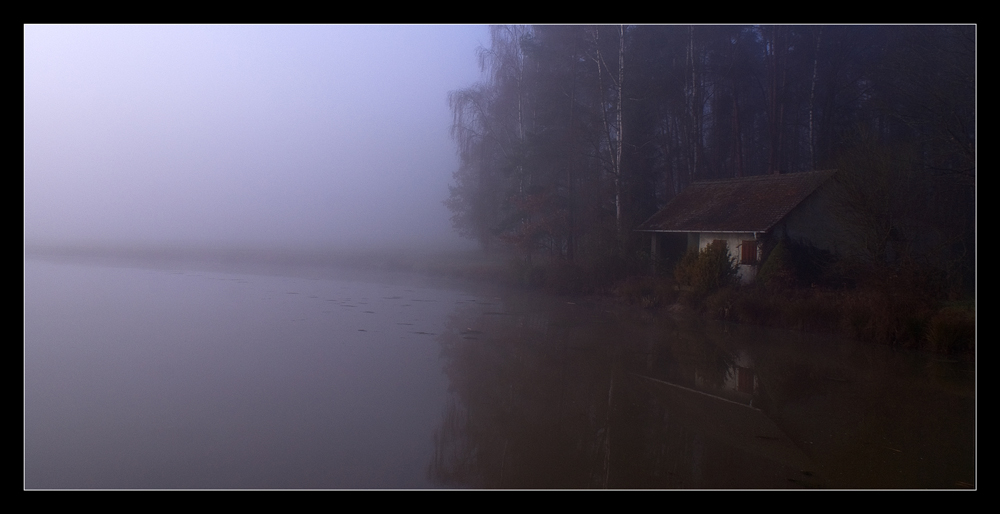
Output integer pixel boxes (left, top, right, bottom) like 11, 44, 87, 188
445, 25, 973, 292
444, 25, 974, 351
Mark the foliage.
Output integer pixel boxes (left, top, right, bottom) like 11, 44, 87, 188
617, 275, 677, 308
926, 306, 975, 354
446, 25, 972, 302
829, 126, 973, 294
758, 238, 838, 289
690, 282, 972, 353
674, 240, 738, 294
831, 128, 922, 265
756, 239, 795, 289
873, 25, 975, 180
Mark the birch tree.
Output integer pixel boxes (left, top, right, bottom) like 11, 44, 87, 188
447, 26, 535, 251
589, 25, 627, 236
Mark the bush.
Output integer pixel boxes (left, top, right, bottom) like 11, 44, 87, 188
731, 291, 780, 325
926, 306, 975, 353
617, 275, 677, 308
784, 294, 842, 332
757, 239, 795, 288
758, 238, 837, 289
674, 240, 738, 294
705, 287, 739, 320
839, 288, 933, 347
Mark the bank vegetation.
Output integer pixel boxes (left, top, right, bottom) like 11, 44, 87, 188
441, 25, 974, 354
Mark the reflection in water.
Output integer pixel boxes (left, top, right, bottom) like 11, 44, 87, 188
432, 298, 617, 488
24, 258, 463, 489
430, 292, 975, 489
25, 257, 973, 489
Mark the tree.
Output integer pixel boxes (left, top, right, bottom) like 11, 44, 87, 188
587, 25, 628, 236
446, 26, 535, 252
831, 127, 925, 265
674, 240, 738, 294
444, 25, 973, 291
874, 25, 975, 182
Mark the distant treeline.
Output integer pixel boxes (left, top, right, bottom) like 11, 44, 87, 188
445, 25, 974, 290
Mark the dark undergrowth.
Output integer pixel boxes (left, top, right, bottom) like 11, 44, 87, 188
26, 242, 975, 355
423, 245, 975, 356
393, 245, 976, 356
688, 274, 975, 355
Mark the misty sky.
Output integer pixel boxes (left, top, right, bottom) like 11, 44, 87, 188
24, 24, 488, 250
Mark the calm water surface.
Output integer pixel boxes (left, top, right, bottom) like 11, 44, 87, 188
24, 256, 975, 489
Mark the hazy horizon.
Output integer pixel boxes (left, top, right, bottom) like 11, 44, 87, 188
25, 24, 488, 253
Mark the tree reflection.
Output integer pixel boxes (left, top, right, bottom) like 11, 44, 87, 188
430, 299, 614, 488
428, 296, 839, 489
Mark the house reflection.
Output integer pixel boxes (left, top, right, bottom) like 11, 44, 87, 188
429, 289, 974, 489
429, 296, 821, 488
694, 349, 757, 407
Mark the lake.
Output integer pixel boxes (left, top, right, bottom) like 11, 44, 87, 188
23, 255, 975, 489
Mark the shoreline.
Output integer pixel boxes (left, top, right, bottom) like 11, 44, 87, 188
24, 242, 975, 355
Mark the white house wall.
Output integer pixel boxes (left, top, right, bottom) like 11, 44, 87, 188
698, 232, 760, 284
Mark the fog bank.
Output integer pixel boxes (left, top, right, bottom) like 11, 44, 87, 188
24, 24, 487, 252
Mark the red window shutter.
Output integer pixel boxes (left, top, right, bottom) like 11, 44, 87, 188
741, 241, 757, 264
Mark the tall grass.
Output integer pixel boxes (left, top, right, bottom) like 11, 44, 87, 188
925, 306, 976, 353
692, 283, 973, 354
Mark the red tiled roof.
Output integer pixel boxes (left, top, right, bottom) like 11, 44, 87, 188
636, 170, 836, 233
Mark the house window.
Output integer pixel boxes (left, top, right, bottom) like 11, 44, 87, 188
740, 240, 758, 264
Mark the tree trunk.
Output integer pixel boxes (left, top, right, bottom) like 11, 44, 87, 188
808, 27, 822, 170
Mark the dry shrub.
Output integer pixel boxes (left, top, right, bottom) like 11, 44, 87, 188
757, 239, 797, 289
722, 290, 839, 331
840, 288, 932, 347
730, 291, 779, 325
617, 275, 677, 308
674, 241, 738, 294
926, 307, 975, 353
704, 287, 739, 320
784, 293, 842, 332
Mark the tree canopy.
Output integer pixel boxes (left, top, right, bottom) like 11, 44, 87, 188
446, 25, 974, 282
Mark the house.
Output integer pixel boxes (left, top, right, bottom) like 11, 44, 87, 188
636, 170, 838, 283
